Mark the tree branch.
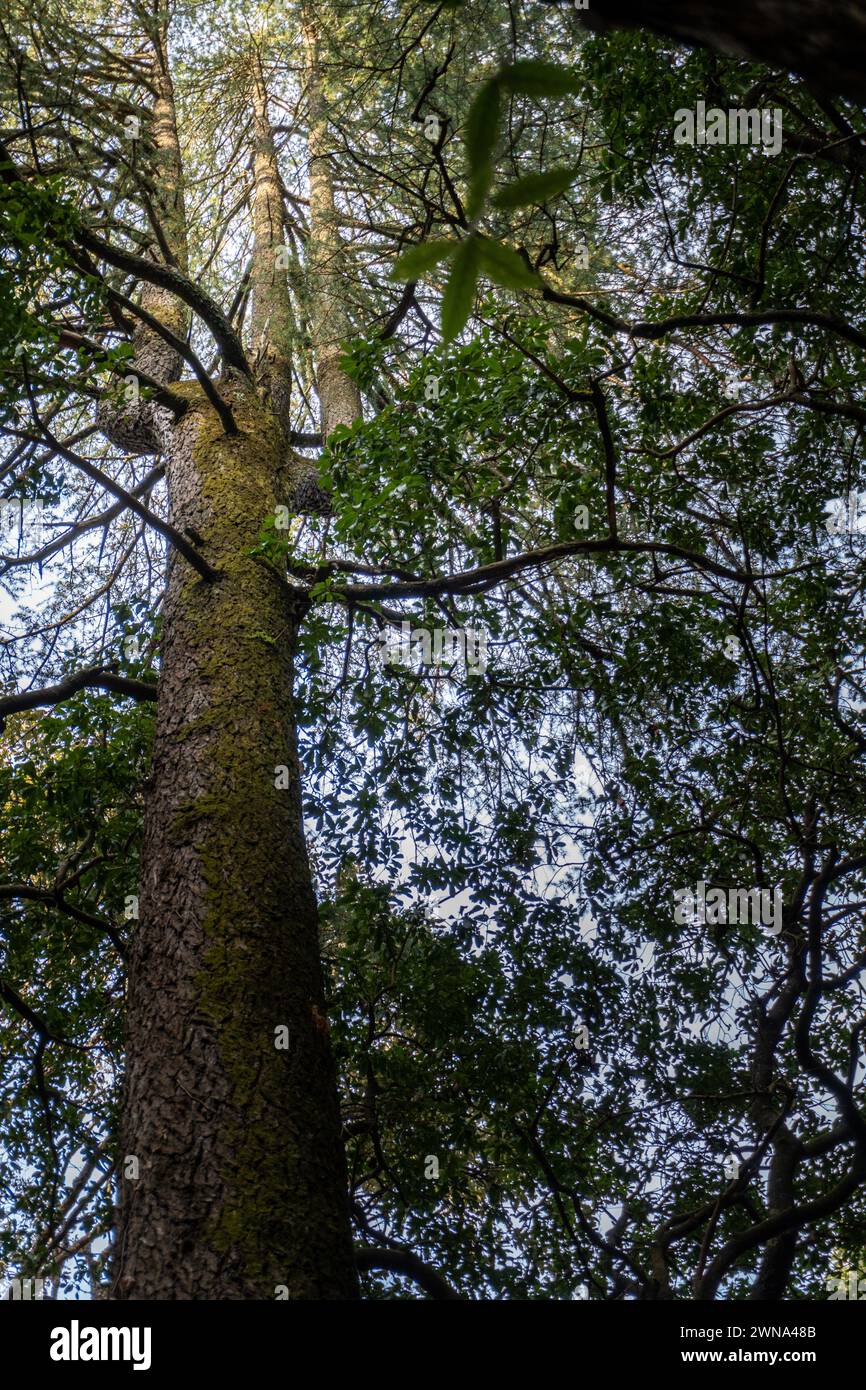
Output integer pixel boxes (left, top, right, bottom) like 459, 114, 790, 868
27, 413, 219, 582
95, 283, 239, 438
354, 1247, 465, 1300
330, 535, 753, 604
0, 666, 157, 725
76, 228, 252, 378
540, 285, 866, 356
574, 0, 866, 102
0, 884, 126, 959
56, 329, 190, 420
0, 979, 80, 1048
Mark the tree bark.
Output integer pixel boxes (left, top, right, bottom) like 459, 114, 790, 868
250, 49, 296, 444
579, 1, 866, 101
302, 4, 362, 438
115, 377, 358, 1299
249, 49, 331, 513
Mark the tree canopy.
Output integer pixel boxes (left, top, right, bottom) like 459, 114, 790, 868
1, 0, 864, 1300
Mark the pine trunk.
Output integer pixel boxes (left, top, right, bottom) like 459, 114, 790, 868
113, 386, 358, 1300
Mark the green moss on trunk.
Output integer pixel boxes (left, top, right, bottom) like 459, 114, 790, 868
116, 382, 358, 1299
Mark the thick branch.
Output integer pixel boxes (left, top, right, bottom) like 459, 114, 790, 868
0, 666, 157, 724
330, 535, 752, 604
354, 1247, 465, 1300
0, 884, 126, 959
541, 284, 866, 355
77, 229, 251, 379
696, 1151, 866, 1298
0, 979, 80, 1048
30, 418, 219, 582
56, 329, 190, 420
97, 284, 238, 439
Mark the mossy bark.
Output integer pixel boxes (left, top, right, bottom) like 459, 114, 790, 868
115, 380, 358, 1299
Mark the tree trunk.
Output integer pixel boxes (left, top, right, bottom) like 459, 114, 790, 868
115, 380, 358, 1299
96, 41, 188, 458
250, 50, 296, 444
302, 5, 362, 438
248, 49, 329, 513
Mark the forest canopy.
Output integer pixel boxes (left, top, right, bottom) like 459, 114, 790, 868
0, 0, 864, 1302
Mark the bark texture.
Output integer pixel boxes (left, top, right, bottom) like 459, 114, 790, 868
115, 379, 358, 1299
250, 51, 296, 444
248, 50, 331, 514
302, 6, 363, 438
579, 1, 866, 101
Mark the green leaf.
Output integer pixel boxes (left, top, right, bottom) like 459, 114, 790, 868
493, 164, 578, 209
464, 78, 501, 178
465, 166, 493, 223
498, 61, 581, 98
391, 239, 457, 281
441, 237, 481, 342
476, 237, 541, 291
